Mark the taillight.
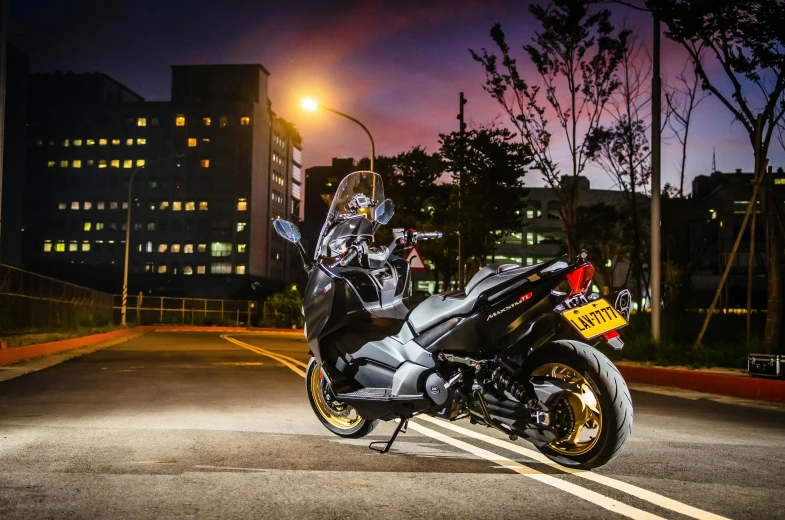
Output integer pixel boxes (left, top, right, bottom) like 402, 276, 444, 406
565, 263, 595, 296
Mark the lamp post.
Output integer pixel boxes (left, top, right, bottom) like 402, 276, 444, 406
120, 154, 184, 326
300, 98, 375, 171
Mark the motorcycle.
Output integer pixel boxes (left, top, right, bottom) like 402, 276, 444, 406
273, 171, 633, 469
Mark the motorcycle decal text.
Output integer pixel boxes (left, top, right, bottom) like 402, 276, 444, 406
487, 293, 532, 321
520, 291, 533, 302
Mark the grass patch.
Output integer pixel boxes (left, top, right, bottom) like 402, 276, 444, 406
2, 324, 120, 348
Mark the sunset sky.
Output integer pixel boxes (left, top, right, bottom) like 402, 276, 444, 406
12, 0, 785, 193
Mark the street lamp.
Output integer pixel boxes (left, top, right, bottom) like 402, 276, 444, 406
300, 98, 375, 171
120, 154, 185, 326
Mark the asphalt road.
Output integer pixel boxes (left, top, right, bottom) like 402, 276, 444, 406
0, 331, 783, 520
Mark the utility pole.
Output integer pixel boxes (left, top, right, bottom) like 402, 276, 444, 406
0, 0, 7, 261
650, 15, 662, 340
457, 92, 467, 290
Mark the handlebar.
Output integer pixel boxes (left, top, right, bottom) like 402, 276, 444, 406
417, 231, 442, 241
339, 246, 361, 267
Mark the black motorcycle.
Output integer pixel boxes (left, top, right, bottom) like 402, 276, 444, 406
273, 171, 633, 469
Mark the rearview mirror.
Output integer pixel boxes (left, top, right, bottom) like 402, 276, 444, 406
374, 199, 394, 225
273, 219, 301, 243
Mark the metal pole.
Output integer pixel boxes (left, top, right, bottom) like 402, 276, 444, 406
322, 107, 374, 171
747, 114, 763, 343
0, 0, 7, 260
121, 167, 142, 326
650, 15, 662, 340
458, 92, 467, 291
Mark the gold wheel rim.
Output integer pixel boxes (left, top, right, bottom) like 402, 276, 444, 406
531, 363, 602, 456
309, 365, 363, 430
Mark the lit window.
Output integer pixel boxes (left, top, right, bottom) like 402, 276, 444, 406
43, 240, 52, 252
110, 202, 118, 209
87, 139, 96, 146
184, 244, 194, 254
122, 202, 128, 210
158, 244, 168, 253
123, 160, 132, 168
158, 265, 167, 274
197, 265, 206, 274
137, 118, 147, 127
74, 139, 83, 146
69, 240, 78, 252
148, 222, 156, 231
237, 244, 247, 253
203, 117, 211, 126
111, 139, 120, 146
136, 159, 145, 167
237, 198, 247, 211
171, 244, 181, 253
175, 115, 185, 126
126, 138, 134, 146
160, 201, 170, 210
72, 160, 82, 168
198, 244, 207, 253
775, 178, 785, 185
188, 138, 197, 147
183, 264, 194, 275
55, 241, 65, 252
95, 222, 104, 230
97, 202, 105, 210
87, 159, 94, 166
58, 202, 66, 210
211, 242, 232, 257
137, 138, 146, 145
84, 202, 92, 210
219, 116, 227, 128
71, 202, 80, 210
184, 201, 195, 211
100, 139, 110, 146
172, 201, 182, 211
237, 222, 247, 232
199, 201, 208, 211
236, 265, 246, 275
111, 160, 120, 168
63, 139, 69, 147
60, 160, 69, 168
201, 159, 209, 168
98, 160, 107, 168
210, 262, 232, 274
145, 241, 153, 253
81, 241, 90, 252
47, 161, 55, 168
240, 117, 250, 125
84, 222, 92, 231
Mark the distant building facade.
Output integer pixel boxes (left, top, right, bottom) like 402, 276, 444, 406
22, 65, 303, 297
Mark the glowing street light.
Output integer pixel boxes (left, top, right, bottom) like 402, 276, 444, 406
299, 97, 375, 171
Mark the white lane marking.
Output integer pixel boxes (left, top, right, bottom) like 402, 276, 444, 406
416, 415, 731, 520
406, 421, 664, 520
220, 335, 306, 377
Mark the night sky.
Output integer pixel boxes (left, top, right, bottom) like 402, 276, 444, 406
10, 0, 784, 192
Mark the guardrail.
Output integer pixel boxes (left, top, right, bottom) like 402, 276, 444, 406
112, 295, 257, 326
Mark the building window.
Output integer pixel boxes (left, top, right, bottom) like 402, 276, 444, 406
151, 118, 159, 126
74, 139, 83, 147
198, 244, 207, 253
111, 160, 120, 168
184, 244, 194, 254
210, 262, 232, 274
210, 242, 232, 257
775, 178, 785, 185
237, 243, 247, 253
69, 240, 78, 252
73, 160, 82, 168
158, 244, 168, 253
58, 202, 66, 210
172, 201, 182, 211
235, 265, 246, 275
145, 241, 153, 253
95, 222, 104, 230
240, 116, 250, 125
47, 161, 56, 168
81, 241, 91, 252
71, 202, 80, 210
43, 240, 52, 252
185, 201, 195, 211
147, 222, 156, 231
201, 159, 210, 168
237, 222, 247, 232
87, 159, 94, 166
63, 139, 69, 147
137, 118, 147, 127
84, 222, 92, 231
203, 117, 211, 126
123, 159, 132, 169
111, 139, 120, 146
219, 116, 228, 128
98, 160, 107, 169
183, 264, 194, 275
157, 265, 167, 274
160, 201, 170, 210
136, 159, 145, 167
237, 198, 247, 211
171, 244, 181, 253
84, 202, 92, 210
175, 115, 185, 126
199, 201, 208, 211
109, 202, 118, 210
122, 202, 128, 210
96, 202, 105, 210
292, 183, 301, 200
197, 265, 206, 274
60, 160, 69, 168
55, 241, 65, 252
188, 138, 197, 147
137, 138, 146, 145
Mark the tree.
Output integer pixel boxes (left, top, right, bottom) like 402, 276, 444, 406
575, 203, 631, 293
439, 125, 530, 266
647, 0, 785, 351
470, 0, 629, 257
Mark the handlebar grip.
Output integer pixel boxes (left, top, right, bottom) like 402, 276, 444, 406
339, 247, 360, 267
418, 231, 442, 240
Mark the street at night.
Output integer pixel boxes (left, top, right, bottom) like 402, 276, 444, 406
1, 331, 783, 520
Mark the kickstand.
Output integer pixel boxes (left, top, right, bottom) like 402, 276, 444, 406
369, 416, 409, 454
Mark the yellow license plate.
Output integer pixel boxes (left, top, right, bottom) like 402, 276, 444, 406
564, 299, 627, 339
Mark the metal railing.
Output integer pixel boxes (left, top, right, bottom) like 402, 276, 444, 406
112, 295, 257, 326
0, 264, 113, 333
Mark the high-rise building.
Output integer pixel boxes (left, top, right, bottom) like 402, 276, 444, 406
22, 65, 303, 297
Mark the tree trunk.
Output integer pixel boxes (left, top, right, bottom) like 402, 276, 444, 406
763, 178, 782, 353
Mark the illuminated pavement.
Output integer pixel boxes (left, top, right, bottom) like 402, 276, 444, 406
0, 331, 784, 519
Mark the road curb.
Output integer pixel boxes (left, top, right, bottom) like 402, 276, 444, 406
617, 364, 785, 403
0, 326, 303, 366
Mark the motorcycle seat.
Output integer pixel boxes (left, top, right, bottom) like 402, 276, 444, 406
407, 263, 538, 334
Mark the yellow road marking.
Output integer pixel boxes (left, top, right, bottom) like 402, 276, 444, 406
220, 335, 306, 377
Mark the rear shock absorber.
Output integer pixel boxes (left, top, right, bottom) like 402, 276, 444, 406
476, 357, 529, 401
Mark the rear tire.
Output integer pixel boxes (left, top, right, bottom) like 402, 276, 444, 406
521, 340, 633, 470
306, 358, 379, 438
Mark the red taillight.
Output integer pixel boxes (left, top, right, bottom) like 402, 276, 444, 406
565, 263, 595, 296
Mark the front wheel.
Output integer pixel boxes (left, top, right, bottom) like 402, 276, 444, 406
521, 340, 633, 469
305, 358, 379, 438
